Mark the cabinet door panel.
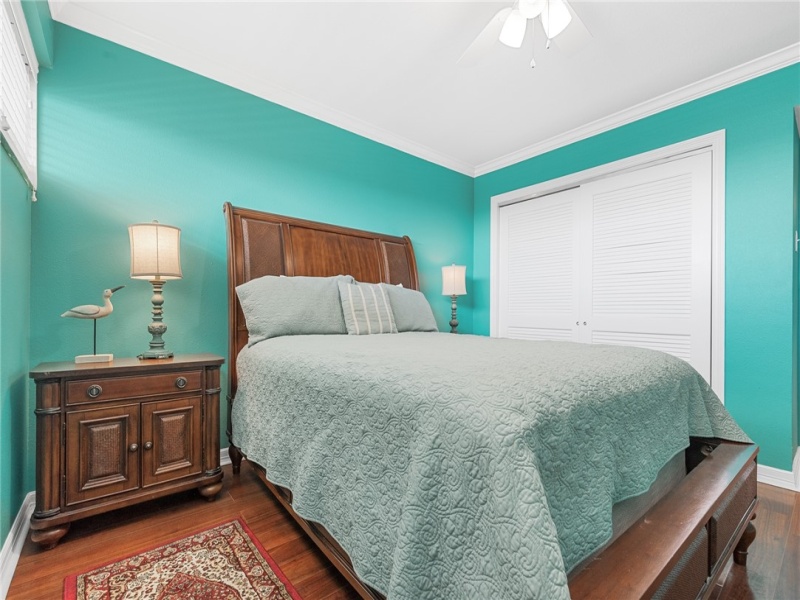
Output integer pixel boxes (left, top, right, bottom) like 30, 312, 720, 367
141, 396, 202, 487
66, 405, 139, 506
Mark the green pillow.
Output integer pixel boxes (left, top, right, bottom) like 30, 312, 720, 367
381, 284, 439, 333
236, 275, 354, 345
338, 281, 398, 335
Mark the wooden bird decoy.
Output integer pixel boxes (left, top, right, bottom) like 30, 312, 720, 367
61, 286, 124, 319
61, 286, 124, 362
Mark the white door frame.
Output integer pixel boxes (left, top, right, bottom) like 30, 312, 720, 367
489, 130, 726, 400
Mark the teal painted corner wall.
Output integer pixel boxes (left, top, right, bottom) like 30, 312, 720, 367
20, 0, 54, 68
28, 23, 474, 484
473, 65, 800, 471
0, 148, 32, 542
793, 116, 799, 449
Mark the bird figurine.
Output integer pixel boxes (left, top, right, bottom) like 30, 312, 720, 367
61, 286, 124, 319
62, 286, 124, 363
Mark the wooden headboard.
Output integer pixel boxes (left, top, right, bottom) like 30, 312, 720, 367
224, 202, 420, 398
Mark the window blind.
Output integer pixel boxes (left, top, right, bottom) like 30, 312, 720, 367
0, 0, 37, 187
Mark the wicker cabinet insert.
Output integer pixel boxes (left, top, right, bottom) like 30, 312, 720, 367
29, 354, 224, 549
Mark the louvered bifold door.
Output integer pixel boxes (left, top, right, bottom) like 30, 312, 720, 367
498, 187, 582, 342
582, 152, 712, 382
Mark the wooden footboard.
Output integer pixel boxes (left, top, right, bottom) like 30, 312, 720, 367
230, 439, 757, 600
568, 439, 757, 599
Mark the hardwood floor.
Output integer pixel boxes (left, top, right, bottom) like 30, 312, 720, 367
8, 462, 355, 600
714, 483, 800, 600
8, 463, 799, 599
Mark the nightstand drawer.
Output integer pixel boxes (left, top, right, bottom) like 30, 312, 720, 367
67, 370, 202, 405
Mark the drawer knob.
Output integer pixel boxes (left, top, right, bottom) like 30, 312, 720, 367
86, 385, 103, 399
144, 441, 153, 451
128, 443, 138, 452
175, 377, 187, 389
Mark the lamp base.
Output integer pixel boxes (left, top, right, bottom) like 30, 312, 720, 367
75, 353, 114, 364
140, 279, 173, 360
138, 350, 174, 360
449, 294, 459, 334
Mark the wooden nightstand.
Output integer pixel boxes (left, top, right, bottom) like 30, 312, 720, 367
29, 353, 225, 549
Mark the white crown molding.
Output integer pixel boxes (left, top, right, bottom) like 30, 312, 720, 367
48, 2, 799, 178
474, 43, 800, 177
0, 492, 35, 598
47, 0, 474, 176
757, 447, 800, 493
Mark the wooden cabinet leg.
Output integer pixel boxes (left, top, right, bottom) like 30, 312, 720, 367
229, 445, 243, 475
198, 481, 223, 501
30, 523, 70, 550
734, 516, 757, 566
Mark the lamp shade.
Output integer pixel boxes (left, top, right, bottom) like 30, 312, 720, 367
128, 222, 182, 280
442, 264, 467, 296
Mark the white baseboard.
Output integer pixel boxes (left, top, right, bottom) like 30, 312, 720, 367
220, 447, 231, 467
0, 492, 35, 599
757, 448, 800, 492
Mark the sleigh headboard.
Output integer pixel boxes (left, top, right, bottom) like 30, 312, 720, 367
223, 202, 419, 397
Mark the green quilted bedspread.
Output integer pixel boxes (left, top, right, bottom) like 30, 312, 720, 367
232, 333, 749, 599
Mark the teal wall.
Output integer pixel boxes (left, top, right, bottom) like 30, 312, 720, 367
0, 148, 33, 542
474, 65, 800, 470
793, 116, 799, 449
27, 23, 474, 487
20, 0, 54, 68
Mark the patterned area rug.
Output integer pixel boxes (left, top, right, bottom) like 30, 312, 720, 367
64, 518, 301, 599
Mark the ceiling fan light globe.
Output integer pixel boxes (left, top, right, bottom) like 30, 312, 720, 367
541, 0, 573, 39
519, 0, 546, 19
499, 9, 527, 48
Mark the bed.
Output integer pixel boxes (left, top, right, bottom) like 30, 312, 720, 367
223, 202, 758, 599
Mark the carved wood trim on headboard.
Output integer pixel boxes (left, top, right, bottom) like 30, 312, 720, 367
224, 202, 420, 400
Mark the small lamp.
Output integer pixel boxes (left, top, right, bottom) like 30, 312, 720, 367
128, 221, 182, 359
442, 264, 467, 334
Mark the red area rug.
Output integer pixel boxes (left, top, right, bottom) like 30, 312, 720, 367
64, 518, 301, 599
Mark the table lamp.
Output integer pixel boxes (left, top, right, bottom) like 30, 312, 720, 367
442, 264, 466, 333
128, 221, 182, 359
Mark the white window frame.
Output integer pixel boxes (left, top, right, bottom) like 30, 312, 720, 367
0, 0, 38, 188
489, 131, 726, 400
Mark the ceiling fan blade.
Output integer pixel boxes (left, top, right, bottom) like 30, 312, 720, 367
458, 7, 512, 67
553, 1, 592, 56
499, 9, 527, 49
541, 0, 572, 39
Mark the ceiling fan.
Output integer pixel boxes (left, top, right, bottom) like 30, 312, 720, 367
459, 0, 592, 68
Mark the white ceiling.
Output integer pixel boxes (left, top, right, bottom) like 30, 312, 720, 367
48, 1, 800, 175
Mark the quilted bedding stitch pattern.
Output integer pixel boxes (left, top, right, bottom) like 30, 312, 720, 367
232, 333, 749, 600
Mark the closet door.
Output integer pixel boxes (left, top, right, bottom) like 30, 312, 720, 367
498, 187, 582, 341
582, 152, 712, 380
496, 151, 713, 383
